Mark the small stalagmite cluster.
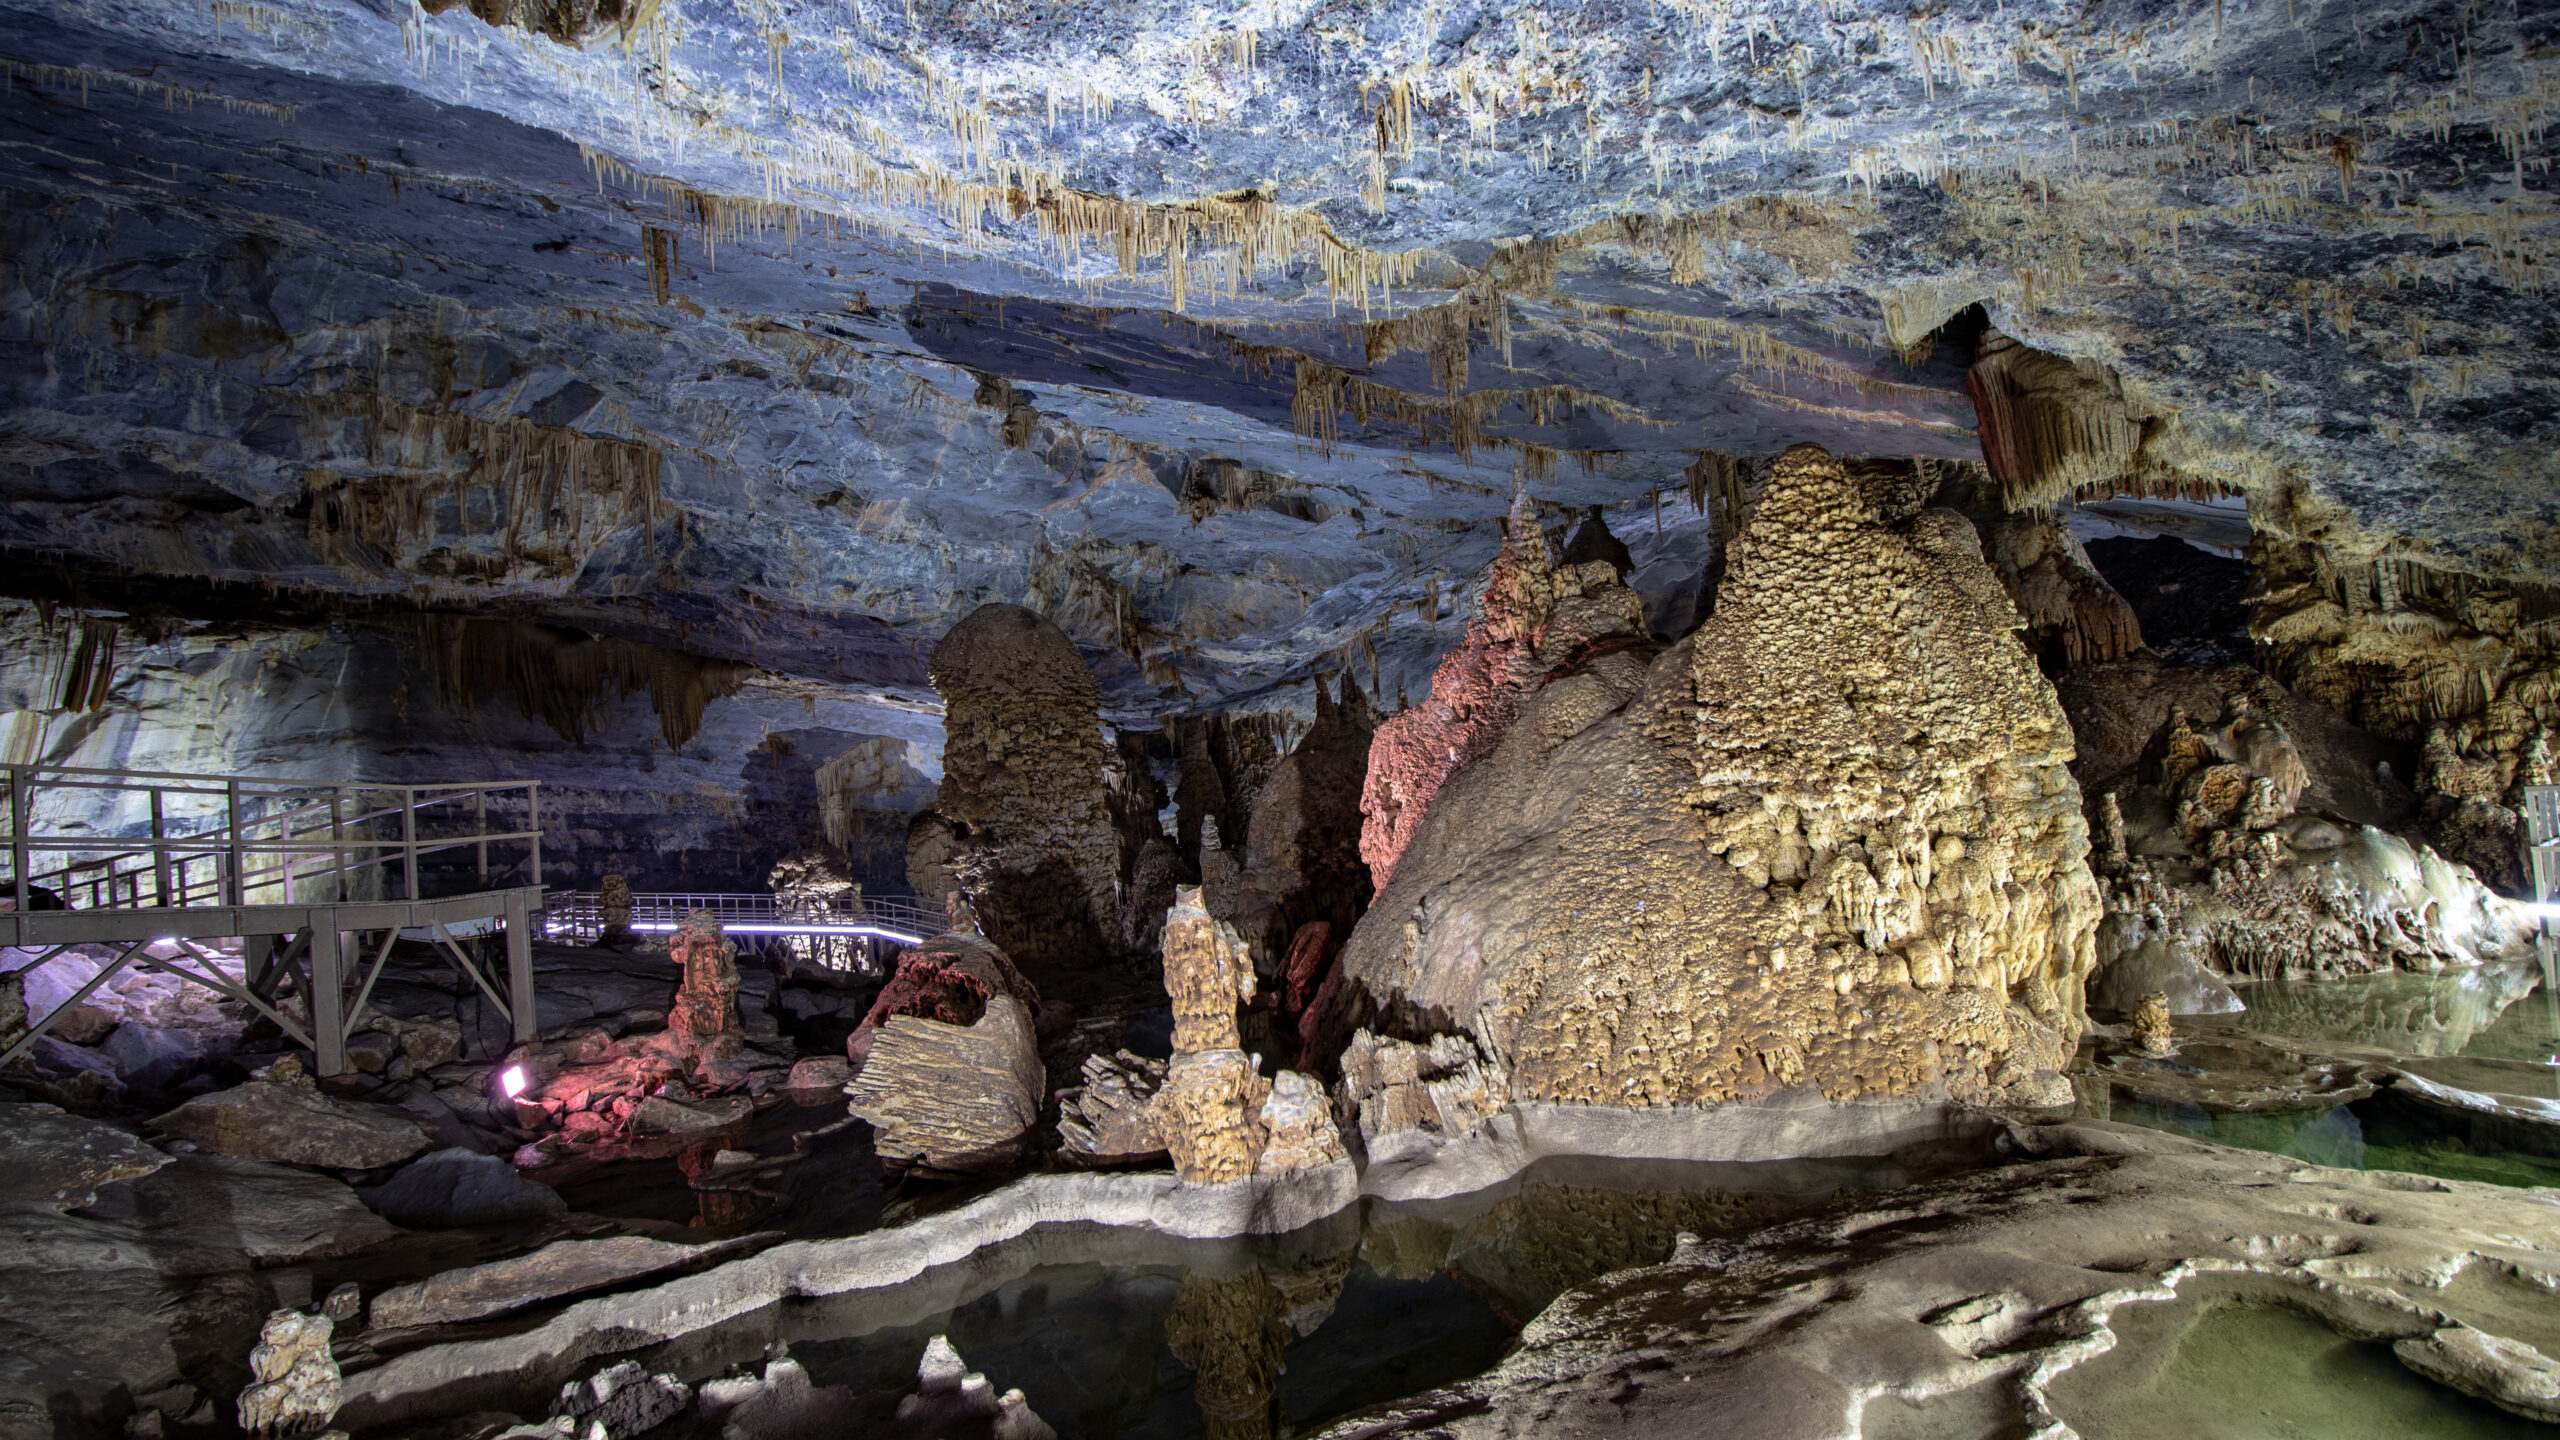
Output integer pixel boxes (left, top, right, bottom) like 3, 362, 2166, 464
1331, 443, 2100, 1111
909, 603, 1123, 969
1059, 887, 1345, 1184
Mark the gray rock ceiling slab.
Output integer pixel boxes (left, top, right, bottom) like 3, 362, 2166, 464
0, 0, 2550, 713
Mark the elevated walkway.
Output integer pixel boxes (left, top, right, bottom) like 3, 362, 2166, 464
544, 890, 936, 976
2, 761, 543, 1076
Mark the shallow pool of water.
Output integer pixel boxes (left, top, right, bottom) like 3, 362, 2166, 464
395, 1152, 1960, 1439
2091, 955, 2560, 1188
2048, 1298, 2549, 1440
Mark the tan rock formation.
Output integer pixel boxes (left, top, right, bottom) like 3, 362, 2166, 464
1331, 443, 2100, 1111
1151, 1049, 1271, 1185
2130, 992, 2176, 1055
1982, 512, 2143, 668
237, 1310, 339, 1438
1161, 886, 1255, 1052
1054, 1050, 1167, 1161
1335, 1030, 1504, 1151
597, 874, 633, 948
1255, 1069, 1346, 1176
1964, 330, 2142, 508
1358, 492, 1654, 888
915, 604, 1121, 967
665, 912, 742, 1064
842, 993, 1044, 1171
1140, 887, 1343, 1183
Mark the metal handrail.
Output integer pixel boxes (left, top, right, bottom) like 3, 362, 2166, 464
4, 762, 542, 913
542, 890, 942, 946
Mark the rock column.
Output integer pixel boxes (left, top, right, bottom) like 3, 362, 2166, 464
914, 604, 1121, 967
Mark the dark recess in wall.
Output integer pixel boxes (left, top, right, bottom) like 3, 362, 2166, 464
2083, 536, 2260, 668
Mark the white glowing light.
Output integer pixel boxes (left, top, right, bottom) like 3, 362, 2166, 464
544, 920, 924, 944
499, 1064, 528, 1099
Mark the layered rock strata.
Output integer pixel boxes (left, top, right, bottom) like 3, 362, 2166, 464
1332, 443, 2100, 1110
842, 933, 1046, 1171
912, 605, 1121, 968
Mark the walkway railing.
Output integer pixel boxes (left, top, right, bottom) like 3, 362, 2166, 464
3, 762, 542, 912
1, 762, 545, 1076
542, 891, 940, 949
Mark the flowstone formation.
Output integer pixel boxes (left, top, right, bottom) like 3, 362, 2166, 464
1333, 444, 2099, 1111
2084, 667, 2536, 1005
2252, 543, 2560, 892
1360, 493, 1654, 888
913, 605, 1121, 969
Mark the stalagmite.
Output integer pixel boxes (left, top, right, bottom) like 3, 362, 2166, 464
913, 604, 1122, 967
665, 912, 742, 1066
236, 1310, 340, 1438
1141, 887, 1343, 1184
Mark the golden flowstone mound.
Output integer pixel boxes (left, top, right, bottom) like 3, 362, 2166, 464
1334, 443, 2100, 1108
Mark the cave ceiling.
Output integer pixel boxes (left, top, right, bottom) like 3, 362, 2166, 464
0, 0, 2551, 717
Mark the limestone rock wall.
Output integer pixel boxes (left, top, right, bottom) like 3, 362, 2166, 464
2251, 542, 2559, 893
1332, 444, 2100, 1111
915, 604, 1121, 968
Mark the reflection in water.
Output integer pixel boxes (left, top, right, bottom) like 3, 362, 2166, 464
1166, 1271, 1296, 1440
2090, 952, 2560, 1189
603, 1154, 1939, 1439
2231, 953, 2550, 1058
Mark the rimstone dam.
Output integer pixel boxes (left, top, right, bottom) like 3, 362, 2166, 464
0, 0, 2558, 1435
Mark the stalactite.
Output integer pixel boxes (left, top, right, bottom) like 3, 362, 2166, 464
403, 615, 744, 750
298, 395, 668, 582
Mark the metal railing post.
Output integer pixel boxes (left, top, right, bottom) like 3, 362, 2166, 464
9, 764, 28, 913
401, 787, 419, 901
475, 788, 488, 886
224, 778, 245, 907
528, 784, 542, 890
309, 916, 346, 1076
328, 791, 346, 903
150, 788, 169, 907
505, 888, 536, 1045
